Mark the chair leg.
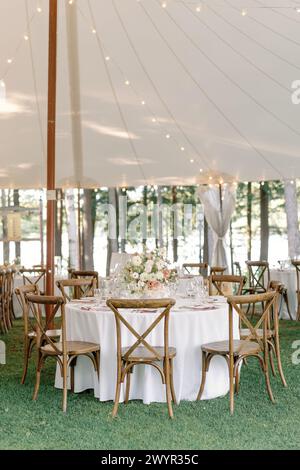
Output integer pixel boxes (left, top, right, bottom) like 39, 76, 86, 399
169, 359, 177, 405
260, 351, 275, 403
235, 365, 240, 394
274, 335, 287, 388
196, 351, 208, 401
21, 338, 32, 384
70, 363, 75, 393
269, 343, 276, 377
164, 358, 174, 419
112, 361, 122, 418
33, 353, 44, 401
124, 368, 131, 404
229, 357, 235, 415
62, 356, 68, 413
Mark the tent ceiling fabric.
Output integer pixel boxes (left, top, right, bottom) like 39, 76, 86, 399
0, 0, 300, 189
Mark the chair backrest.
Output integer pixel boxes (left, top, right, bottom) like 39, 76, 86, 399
182, 263, 209, 277
25, 294, 65, 354
56, 278, 95, 302
246, 261, 270, 291
15, 284, 40, 336
292, 260, 300, 293
106, 298, 175, 362
19, 268, 46, 292
209, 275, 246, 296
70, 270, 99, 288
210, 266, 227, 276
227, 291, 278, 352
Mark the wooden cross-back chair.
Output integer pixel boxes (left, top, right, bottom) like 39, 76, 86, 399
15, 284, 61, 384
19, 268, 46, 294
291, 261, 300, 321
209, 275, 246, 297
0, 270, 9, 334
70, 270, 99, 290
268, 280, 293, 321
245, 261, 270, 293
182, 263, 209, 277
25, 294, 100, 412
106, 298, 177, 419
56, 278, 95, 303
197, 291, 278, 414
0, 269, 15, 333
210, 266, 227, 276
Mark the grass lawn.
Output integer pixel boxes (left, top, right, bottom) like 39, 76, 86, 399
0, 319, 300, 450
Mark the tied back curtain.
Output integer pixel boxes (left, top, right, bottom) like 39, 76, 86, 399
197, 185, 236, 269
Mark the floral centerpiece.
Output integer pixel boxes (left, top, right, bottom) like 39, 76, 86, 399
122, 250, 177, 296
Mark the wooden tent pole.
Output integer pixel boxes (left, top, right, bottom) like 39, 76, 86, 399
46, 0, 58, 318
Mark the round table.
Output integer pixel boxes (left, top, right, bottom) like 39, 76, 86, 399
270, 269, 297, 320
55, 297, 239, 404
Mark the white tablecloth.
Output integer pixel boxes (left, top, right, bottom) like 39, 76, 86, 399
55, 297, 239, 404
270, 269, 297, 320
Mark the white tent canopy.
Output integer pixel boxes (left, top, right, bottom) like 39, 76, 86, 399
1, 0, 300, 189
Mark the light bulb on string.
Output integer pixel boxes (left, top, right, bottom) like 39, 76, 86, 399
7, 58, 13, 64
24, 34, 29, 41
241, 9, 247, 17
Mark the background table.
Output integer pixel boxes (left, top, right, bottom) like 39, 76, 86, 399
270, 269, 297, 320
55, 297, 239, 404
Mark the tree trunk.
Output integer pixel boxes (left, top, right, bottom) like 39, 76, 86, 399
284, 181, 300, 259
156, 186, 163, 248
142, 186, 148, 247
119, 188, 127, 253
106, 188, 119, 276
13, 189, 21, 260
247, 182, 252, 260
260, 182, 269, 261
82, 189, 94, 270
65, 189, 79, 269
1, 190, 9, 263
172, 186, 178, 262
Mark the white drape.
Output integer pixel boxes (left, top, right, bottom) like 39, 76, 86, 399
197, 185, 236, 269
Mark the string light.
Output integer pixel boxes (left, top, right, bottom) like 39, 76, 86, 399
92, 28, 97, 34
36, 7, 42, 13
190, 159, 194, 163
141, 100, 146, 105
180, 146, 185, 151
7, 59, 13, 64
196, 6, 202, 13
241, 9, 247, 17
296, 7, 300, 13
161, 2, 167, 8
151, 118, 157, 123
24, 35, 29, 41
165, 133, 170, 139
69, 0, 74, 4
105, 56, 110, 61
125, 79, 130, 85
199, 168, 203, 173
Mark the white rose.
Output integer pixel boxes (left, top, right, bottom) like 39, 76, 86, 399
132, 255, 142, 266
132, 272, 139, 280
140, 272, 148, 282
